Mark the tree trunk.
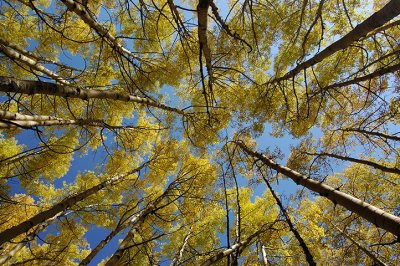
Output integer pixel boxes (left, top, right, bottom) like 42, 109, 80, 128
0, 119, 79, 128
0, 77, 185, 115
103, 209, 154, 266
261, 175, 316, 266
235, 141, 400, 237
271, 0, 400, 83
306, 152, 400, 175
170, 227, 192, 266
329, 222, 387, 266
197, 0, 212, 77
261, 245, 268, 266
104, 180, 179, 265
0, 211, 63, 264
340, 128, 400, 142
0, 147, 45, 168
167, 0, 189, 36
0, 110, 161, 131
0, 164, 147, 246
0, 38, 83, 73
0, 42, 69, 85
322, 62, 400, 92
307, 61, 400, 99
200, 225, 273, 266
0, 110, 139, 130
0, 110, 72, 122
79, 222, 126, 266
60, 0, 140, 62
363, 19, 400, 40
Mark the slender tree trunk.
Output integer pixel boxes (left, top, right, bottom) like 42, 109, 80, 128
209, 1, 251, 50
0, 119, 79, 128
0, 164, 147, 246
0, 77, 185, 115
0, 148, 44, 167
80, 203, 168, 266
271, 0, 400, 83
0, 110, 160, 131
228, 146, 241, 266
340, 128, 400, 142
0, 110, 72, 122
103, 209, 153, 266
304, 60, 400, 101
0, 110, 127, 129
306, 152, 400, 175
60, 0, 140, 62
261, 175, 316, 266
167, 0, 189, 36
170, 227, 192, 266
329, 222, 387, 266
200, 225, 273, 266
0, 43, 69, 85
232, 212, 240, 266
197, 0, 213, 114
321, 62, 400, 93
105, 180, 179, 265
235, 141, 400, 237
0, 38, 83, 73
363, 19, 400, 40
0, 211, 63, 264
79, 222, 126, 266
261, 245, 268, 266
232, 199, 241, 265
221, 169, 231, 265
197, 0, 212, 77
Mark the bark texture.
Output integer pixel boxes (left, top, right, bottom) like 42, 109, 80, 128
236, 141, 400, 237
271, 0, 400, 83
306, 152, 400, 175
0, 212, 63, 264
60, 0, 140, 61
170, 228, 192, 266
329, 222, 387, 266
200, 225, 272, 266
0, 42, 70, 85
0, 165, 146, 246
79, 223, 126, 265
262, 176, 316, 266
0, 77, 184, 115
104, 180, 178, 265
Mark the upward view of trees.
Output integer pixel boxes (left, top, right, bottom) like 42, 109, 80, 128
0, 0, 399, 264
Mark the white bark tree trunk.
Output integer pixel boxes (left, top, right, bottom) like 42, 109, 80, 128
104, 180, 179, 266
236, 141, 400, 237
170, 228, 192, 266
271, 0, 400, 83
0, 211, 63, 264
329, 222, 387, 266
261, 245, 268, 266
60, 0, 140, 62
0, 164, 147, 246
0, 77, 185, 115
201, 225, 273, 266
0, 43, 70, 85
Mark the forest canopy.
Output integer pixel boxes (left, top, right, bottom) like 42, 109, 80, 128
0, 0, 399, 265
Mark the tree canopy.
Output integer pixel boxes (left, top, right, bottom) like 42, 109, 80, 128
0, 0, 399, 265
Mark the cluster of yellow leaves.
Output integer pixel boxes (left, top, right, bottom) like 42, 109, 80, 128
0, 135, 24, 179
